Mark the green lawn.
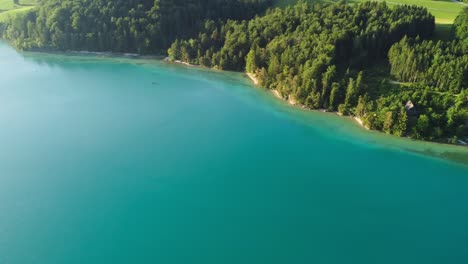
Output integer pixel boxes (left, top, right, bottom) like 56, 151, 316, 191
0, 0, 37, 22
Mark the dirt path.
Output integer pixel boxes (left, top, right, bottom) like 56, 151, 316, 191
450, 0, 468, 7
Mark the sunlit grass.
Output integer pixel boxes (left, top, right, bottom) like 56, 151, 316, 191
0, 0, 37, 22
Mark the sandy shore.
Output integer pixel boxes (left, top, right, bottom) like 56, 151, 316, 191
272, 89, 282, 99
245, 73, 369, 130
246, 73, 259, 85
354, 116, 364, 126
168, 59, 195, 67
354, 117, 369, 130
288, 96, 298, 106
175, 60, 194, 67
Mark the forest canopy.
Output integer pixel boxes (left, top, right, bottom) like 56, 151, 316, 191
168, 2, 467, 142
0, 0, 272, 53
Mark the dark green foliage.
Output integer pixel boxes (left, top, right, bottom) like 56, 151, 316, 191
454, 7, 468, 47
169, 1, 434, 72
170, 1, 467, 141
361, 83, 467, 140
389, 37, 468, 93
1, 0, 272, 53
171, 3, 468, 142
385, 8, 468, 141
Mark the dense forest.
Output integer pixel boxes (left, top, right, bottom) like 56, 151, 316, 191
0, 0, 272, 53
167, 2, 467, 143
1, 0, 467, 144
386, 8, 468, 141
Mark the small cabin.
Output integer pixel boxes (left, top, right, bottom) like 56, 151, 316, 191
405, 100, 418, 116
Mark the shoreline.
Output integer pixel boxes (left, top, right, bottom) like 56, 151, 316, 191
246, 73, 259, 85
165, 57, 197, 67
245, 72, 466, 149
4, 46, 468, 164
163, 60, 468, 152
353, 117, 370, 130
12, 46, 468, 150
20, 47, 166, 60
246, 72, 369, 129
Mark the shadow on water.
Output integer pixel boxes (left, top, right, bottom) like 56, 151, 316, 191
405, 148, 468, 166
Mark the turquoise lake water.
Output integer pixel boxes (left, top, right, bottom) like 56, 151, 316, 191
0, 43, 468, 263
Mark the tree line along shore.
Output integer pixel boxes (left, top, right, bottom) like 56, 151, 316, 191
0, 0, 467, 145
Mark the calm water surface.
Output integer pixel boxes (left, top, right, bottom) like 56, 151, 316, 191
0, 43, 468, 264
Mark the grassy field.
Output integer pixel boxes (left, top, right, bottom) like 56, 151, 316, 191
0, 0, 37, 22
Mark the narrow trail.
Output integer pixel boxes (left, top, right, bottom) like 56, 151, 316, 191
450, 0, 468, 7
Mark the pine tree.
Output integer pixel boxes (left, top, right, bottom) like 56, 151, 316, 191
345, 78, 356, 107
329, 82, 340, 111
383, 111, 394, 134
394, 109, 407, 137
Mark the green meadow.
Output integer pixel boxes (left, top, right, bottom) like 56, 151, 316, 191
0, 0, 37, 22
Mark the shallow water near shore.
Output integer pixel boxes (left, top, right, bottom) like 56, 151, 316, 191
1, 43, 468, 264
